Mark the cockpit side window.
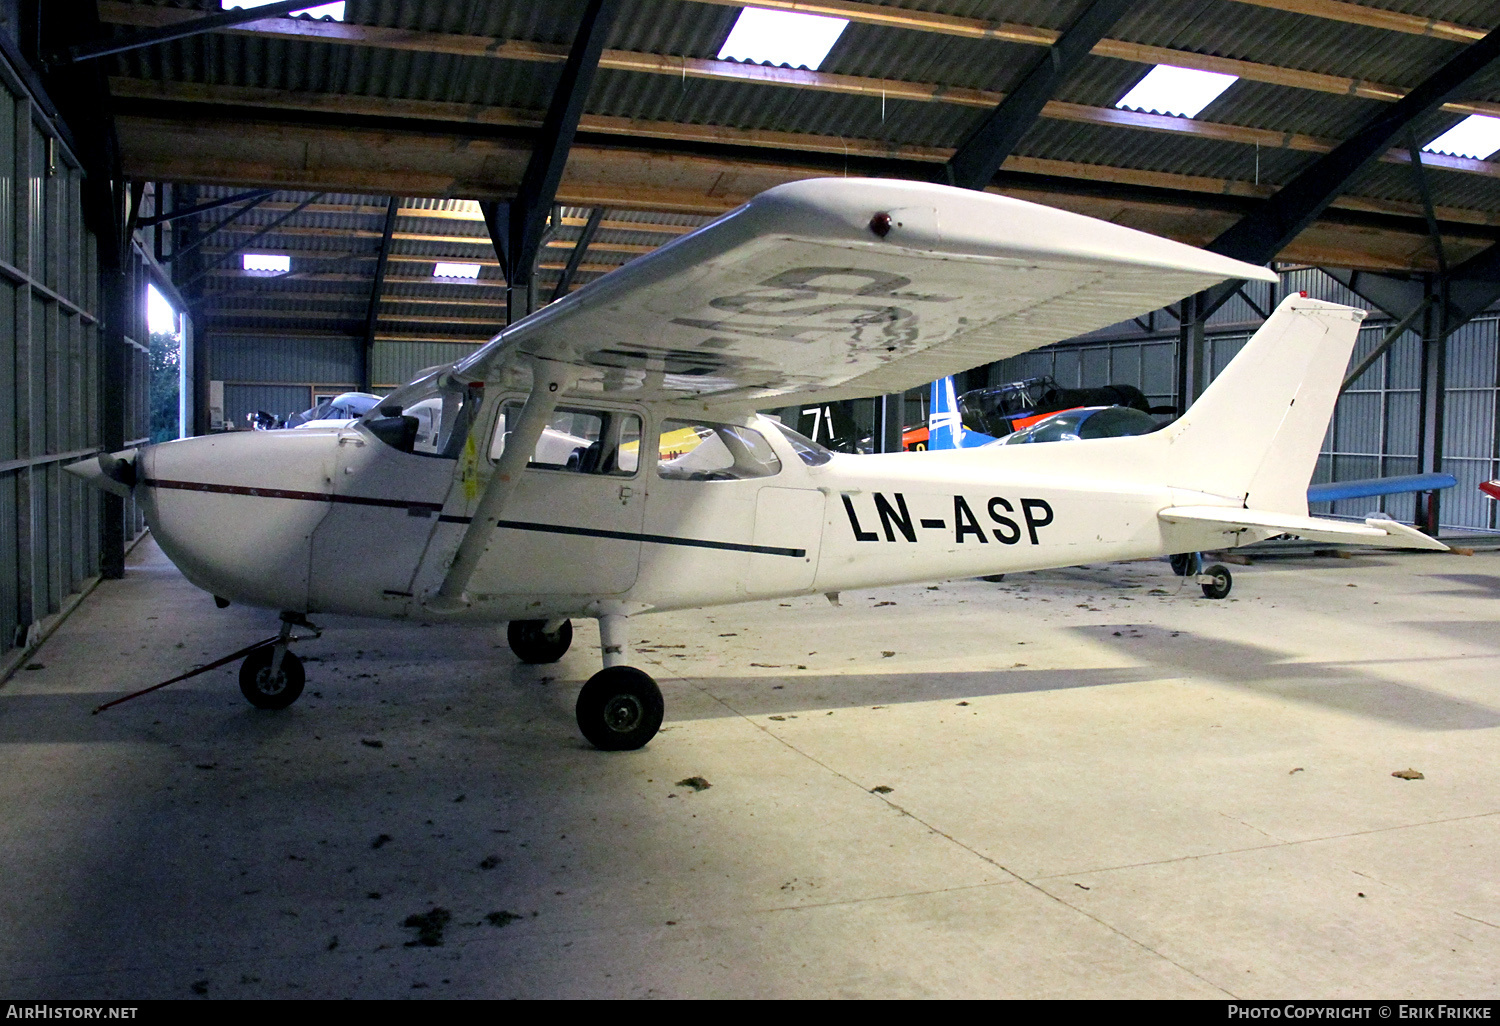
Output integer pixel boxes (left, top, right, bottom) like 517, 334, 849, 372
491, 402, 641, 477
658, 420, 781, 481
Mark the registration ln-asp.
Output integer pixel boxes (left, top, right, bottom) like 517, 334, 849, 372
69, 178, 1446, 750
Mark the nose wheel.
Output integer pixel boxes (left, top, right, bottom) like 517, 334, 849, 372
239, 648, 305, 709
575, 666, 663, 751
237, 612, 319, 710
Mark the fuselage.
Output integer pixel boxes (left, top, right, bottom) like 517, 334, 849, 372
135, 392, 1248, 623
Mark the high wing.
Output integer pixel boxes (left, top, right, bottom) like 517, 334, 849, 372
458, 178, 1275, 409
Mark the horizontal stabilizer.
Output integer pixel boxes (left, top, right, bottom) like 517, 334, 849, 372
1159, 505, 1449, 551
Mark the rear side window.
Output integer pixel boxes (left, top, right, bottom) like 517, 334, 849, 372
658, 421, 781, 481
492, 403, 641, 476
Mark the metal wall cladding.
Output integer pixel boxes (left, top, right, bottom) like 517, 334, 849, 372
0, 69, 109, 662
1446, 318, 1498, 389
208, 334, 361, 385
371, 341, 483, 388
1441, 456, 1495, 530
1443, 390, 1495, 460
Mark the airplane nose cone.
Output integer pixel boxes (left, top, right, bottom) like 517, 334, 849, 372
65, 448, 138, 497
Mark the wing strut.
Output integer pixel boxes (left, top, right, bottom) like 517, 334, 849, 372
427, 359, 577, 611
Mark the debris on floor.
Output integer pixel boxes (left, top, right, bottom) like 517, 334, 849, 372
1290, 767, 1304, 774
1391, 768, 1425, 780
486, 910, 522, 928
478, 855, 501, 870
403, 907, 452, 947
870, 785, 894, 794
676, 776, 711, 792
881, 651, 896, 658
371, 834, 393, 849
360, 738, 383, 748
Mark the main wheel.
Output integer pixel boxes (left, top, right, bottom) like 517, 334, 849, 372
575, 666, 664, 751
239, 648, 305, 710
507, 619, 573, 664
1169, 551, 1201, 577
1199, 564, 1233, 600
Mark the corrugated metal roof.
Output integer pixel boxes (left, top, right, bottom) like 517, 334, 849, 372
115, 0, 1500, 352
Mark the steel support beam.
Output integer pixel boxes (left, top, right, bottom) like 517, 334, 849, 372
167, 191, 272, 263
550, 206, 604, 302
361, 197, 400, 392
60, 0, 316, 64
1174, 291, 1208, 410
137, 188, 273, 228
181, 192, 323, 290
945, 0, 1134, 190
502, 0, 620, 323
1416, 277, 1449, 535
1208, 19, 1500, 266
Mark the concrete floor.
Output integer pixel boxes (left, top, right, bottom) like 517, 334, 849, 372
1, 537, 1498, 999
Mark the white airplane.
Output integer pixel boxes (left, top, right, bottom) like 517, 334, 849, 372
69, 178, 1446, 750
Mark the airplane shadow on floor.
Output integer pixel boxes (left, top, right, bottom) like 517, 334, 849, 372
1074, 624, 1500, 731
666, 665, 1162, 721
1416, 573, 1500, 598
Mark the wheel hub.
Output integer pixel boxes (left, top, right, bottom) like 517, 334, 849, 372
602, 693, 643, 733
255, 669, 287, 696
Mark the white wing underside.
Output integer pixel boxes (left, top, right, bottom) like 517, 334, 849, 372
459, 178, 1276, 410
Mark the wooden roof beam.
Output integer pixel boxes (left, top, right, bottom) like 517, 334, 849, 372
95, 1, 1500, 114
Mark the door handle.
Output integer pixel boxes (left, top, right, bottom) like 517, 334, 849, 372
619, 485, 634, 503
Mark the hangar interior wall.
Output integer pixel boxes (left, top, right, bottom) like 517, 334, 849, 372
207, 332, 477, 429
0, 51, 145, 669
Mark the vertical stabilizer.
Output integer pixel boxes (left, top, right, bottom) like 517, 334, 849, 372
1163, 296, 1366, 514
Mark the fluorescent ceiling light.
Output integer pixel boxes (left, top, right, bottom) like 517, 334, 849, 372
717, 7, 849, 70
243, 253, 291, 274
1422, 115, 1500, 160
1116, 64, 1238, 118
222, 0, 346, 20
146, 284, 178, 335
433, 262, 482, 280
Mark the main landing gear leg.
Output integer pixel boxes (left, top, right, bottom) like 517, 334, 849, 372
239, 612, 319, 710
575, 613, 663, 751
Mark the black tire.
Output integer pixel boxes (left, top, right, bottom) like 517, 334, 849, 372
575, 666, 664, 751
979, 574, 1006, 583
1169, 551, 1201, 577
507, 619, 573, 664
1200, 564, 1233, 600
239, 648, 305, 710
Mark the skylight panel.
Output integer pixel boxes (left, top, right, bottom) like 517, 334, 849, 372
433, 262, 482, 280
1422, 115, 1500, 160
717, 7, 849, 70
222, 0, 346, 21
243, 253, 291, 274
1116, 65, 1238, 119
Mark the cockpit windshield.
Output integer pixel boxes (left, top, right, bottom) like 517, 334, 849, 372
360, 366, 483, 458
